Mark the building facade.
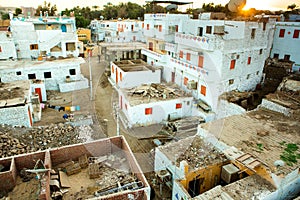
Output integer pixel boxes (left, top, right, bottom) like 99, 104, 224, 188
271, 22, 300, 72
142, 13, 276, 112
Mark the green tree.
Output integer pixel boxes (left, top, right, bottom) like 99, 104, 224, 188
15, 8, 22, 16
287, 3, 297, 10
35, 1, 57, 16
1, 13, 9, 20
144, 3, 166, 14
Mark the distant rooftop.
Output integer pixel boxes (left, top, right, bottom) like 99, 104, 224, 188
113, 59, 158, 72
146, 0, 193, 5
0, 57, 85, 70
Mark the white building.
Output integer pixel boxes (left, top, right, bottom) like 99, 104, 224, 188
0, 80, 40, 127
0, 16, 88, 93
90, 19, 145, 43
271, 22, 300, 72
110, 59, 161, 88
118, 84, 194, 128
142, 13, 276, 112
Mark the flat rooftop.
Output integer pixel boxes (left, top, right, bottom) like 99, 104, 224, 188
121, 83, 192, 106
200, 108, 300, 175
159, 135, 228, 171
0, 80, 30, 107
100, 42, 147, 52
113, 59, 158, 72
0, 57, 85, 70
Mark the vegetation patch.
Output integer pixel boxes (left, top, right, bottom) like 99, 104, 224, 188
279, 142, 300, 166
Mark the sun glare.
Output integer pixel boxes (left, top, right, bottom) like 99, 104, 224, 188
242, 1, 274, 11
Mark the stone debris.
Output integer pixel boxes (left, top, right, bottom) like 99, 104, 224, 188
127, 83, 184, 99
175, 136, 227, 169
0, 123, 94, 158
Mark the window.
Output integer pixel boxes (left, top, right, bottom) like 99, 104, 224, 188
293, 30, 299, 38
197, 27, 203, 36
230, 60, 236, 70
44, 72, 52, 79
251, 29, 256, 39
30, 44, 38, 50
142, 23, 144, 28
284, 54, 290, 61
273, 53, 279, 59
229, 79, 234, 85
175, 25, 178, 32
247, 57, 251, 65
206, 26, 212, 34
16, 71, 21, 75
184, 77, 188, 85
259, 49, 263, 55
66, 42, 75, 51
111, 66, 114, 73
176, 103, 182, 109
145, 107, 152, 115
256, 71, 259, 75
146, 24, 149, 30
120, 72, 122, 81
28, 73, 36, 80
247, 74, 251, 79
0, 46, 2, 52
200, 85, 206, 96
158, 25, 162, 32
279, 29, 285, 38
179, 51, 183, 58
198, 56, 204, 68
69, 69, 76, 75
186, 53, 191, 61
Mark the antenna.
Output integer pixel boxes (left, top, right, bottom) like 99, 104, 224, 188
228, 0, 246, 12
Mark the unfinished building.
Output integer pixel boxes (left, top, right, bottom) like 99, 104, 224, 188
0, 80, 41, 127
0, 136, 150, 199
110, 59, 161, 88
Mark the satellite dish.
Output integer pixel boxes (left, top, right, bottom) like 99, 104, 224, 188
166, 4, 178, 11
100, 16, 104, 20
228, 0, 246, 12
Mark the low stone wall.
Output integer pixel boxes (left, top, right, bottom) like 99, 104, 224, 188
260, 99, 291, 116
59, 78, 89, 92
0, 105, 31, 127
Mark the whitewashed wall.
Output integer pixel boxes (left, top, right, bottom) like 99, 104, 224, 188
0, 105, 32, 127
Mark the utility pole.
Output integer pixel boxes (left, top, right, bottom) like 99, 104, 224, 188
89, 49, 93, 101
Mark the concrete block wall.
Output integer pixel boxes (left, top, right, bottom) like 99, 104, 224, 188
0, 105, 31, 127
216, 99, 246, 120
0, 158, 17, 192
260, 99, 291, 116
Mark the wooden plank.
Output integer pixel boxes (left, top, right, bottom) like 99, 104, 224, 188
59, 171, 71, 188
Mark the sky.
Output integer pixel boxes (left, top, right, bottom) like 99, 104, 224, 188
0, 0, 299, 12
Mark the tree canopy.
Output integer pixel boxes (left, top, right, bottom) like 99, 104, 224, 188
35, 1, 57, 16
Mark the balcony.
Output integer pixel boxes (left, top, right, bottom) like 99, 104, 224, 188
175, 33, 215, 51
141, 48, 167, 63
165, 42, 177, 52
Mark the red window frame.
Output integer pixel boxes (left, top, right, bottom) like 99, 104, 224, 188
186, 53, 191, 61
230, 60, 236, 70
279, 29, 285, 38
145, 107, 152, 115
200, 85, 206, 96
247, 57, 251, 65
176, 103, 182, 109
179, 51, 183, 58
183, 77, 188, 85
293, 30, 299, 38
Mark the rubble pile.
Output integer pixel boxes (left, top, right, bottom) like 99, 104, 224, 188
176, 136, 227, 169
127, 83, 184, 99
0, 123, 93, 158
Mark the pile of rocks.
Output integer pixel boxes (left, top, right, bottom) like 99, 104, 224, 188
0, 123, 94, 158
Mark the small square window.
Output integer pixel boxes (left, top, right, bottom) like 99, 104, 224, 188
206, 26, 212, 34
28, 73, 36, 80
145, 108, 152, 115
229, 79, 234, 85
256, 71, 259, 75
247, 74, 251, 79
69, 69, 76, 75
30, 44, 38, 50
251, 29, 256, 39
273, 53, 279, 59
16, 71, 21, 75
176, 103, 182, 109
259, 49, 263, 55
44, 72, 52, 79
